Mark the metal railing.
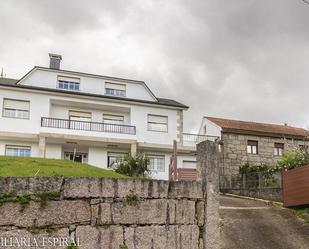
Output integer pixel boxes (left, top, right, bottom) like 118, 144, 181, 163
41, 117, 136, 135
182, 133, 219, 143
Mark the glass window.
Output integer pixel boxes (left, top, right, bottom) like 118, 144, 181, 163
274, 143, 284, 156
5, 145, 31, 157
148, 155, 165, 172
247, 140, 258, 154
148, 114, 168, 132
107, 152, 127, 168
103, 114, 125, 125
2, 99, 30, 119
105, 83, 126, 97
58, 76, 80, 91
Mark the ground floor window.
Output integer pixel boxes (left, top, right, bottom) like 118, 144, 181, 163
107, 152, 127, 168
148, 155, 165, 172
182, 160, 197, 169
5, 145, 31, 157
64, 152, 88, 163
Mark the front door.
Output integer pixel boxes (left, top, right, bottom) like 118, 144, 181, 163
64, 152, 87, 163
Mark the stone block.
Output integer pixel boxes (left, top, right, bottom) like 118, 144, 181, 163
76, 225, 124, 249
125, 225, 199, 249
196, 201, 205, 226
63, 178, 102, 198
168, 199, 196, 224
0, 200, 90, 227
168, 181, 202, 199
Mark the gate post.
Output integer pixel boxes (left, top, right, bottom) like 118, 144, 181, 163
197, 140, 220, 249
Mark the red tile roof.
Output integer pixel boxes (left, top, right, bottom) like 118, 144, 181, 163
206, 116, 308, 138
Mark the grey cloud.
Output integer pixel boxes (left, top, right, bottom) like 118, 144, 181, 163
0, 0, 309, 132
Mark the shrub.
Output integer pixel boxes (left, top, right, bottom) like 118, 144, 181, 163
277, 149, 309, 170
113, 153, 151, 177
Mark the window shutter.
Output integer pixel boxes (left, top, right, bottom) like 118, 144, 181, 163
58, 76, 80, 83
105, 83, 126, 91
148, 115, 168, 124
69, 111, 92, 119
3, 99, 30, 110
103, 114, 124, 121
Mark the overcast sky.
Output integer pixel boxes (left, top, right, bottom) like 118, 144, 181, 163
1, 0, 309, 132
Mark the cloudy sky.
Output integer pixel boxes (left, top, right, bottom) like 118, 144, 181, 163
1, 0, 309, 132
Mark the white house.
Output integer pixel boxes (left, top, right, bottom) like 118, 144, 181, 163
0, 54, 206, 180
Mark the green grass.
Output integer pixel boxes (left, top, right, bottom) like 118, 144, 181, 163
292, 207, 309, 223
0, 156, 128, 178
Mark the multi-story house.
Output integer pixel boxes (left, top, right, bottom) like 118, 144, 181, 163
0, 54, 204, 180
199, 116, 309, 178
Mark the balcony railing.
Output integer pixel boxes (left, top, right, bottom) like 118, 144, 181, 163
183, 133, 219, 144
41, 117, 136, 135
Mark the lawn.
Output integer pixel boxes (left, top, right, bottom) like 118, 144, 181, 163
293, 207, 309, 223
0, 156, 128, 178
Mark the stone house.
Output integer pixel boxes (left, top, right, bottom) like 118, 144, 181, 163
198, 116, 309, 177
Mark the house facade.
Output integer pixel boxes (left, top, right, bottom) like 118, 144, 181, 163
199, 116, 308, 177
0, 54, 202, 180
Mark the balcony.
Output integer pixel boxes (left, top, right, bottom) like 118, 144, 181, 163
182, 133, 219, 147
41, 117, 136, 135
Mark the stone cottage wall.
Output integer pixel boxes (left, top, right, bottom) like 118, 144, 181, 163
0, 177, 204, 249
221, 133, 306, 176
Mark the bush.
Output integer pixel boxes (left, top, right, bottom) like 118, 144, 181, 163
277, 149, 309, 170
113, 153, 151, 177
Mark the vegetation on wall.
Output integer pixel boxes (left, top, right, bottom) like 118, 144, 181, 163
113, 153, 151, 177
277, 149, 309, 170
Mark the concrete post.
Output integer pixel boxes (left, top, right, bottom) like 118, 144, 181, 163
38, 136, 46, 158
197, 140, 220, 249
130, 143, 138, 157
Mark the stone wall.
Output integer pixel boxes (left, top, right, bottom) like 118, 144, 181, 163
221, 132, 306, 176
0, 177, 204, 249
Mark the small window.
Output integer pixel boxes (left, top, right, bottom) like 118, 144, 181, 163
105, 82, 126, 97
5, 145, 31, 157
58, 76, 80, 91
203, 125, 207, 134
148, 155, 165, 172
148, 114, 168, 132
299, 145, 309, 151
107, 152, 127, 168
247, 140, 258, 154
182, 160, 196, 169
103, 114, 125, 125
274, 143, 284, 156
2, 99, 30, 119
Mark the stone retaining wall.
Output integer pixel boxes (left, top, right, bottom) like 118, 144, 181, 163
0, 177, 204, 249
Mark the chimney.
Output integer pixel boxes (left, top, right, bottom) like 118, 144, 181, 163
49, 53, 62, 70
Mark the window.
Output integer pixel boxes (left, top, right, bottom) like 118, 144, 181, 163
105, 82, 126, 97
247, 140, 258, 154
5, 145, 31, 157
2, 99, 30, 119
148, 155, 165, 172
274, 143, 284, 156
299, 145, 309, 151
58, 76, 80, 91
103, 114, 125, 125
107, 152, 127, 168
148, 114, 168, 132
69, 111, 92, 122
182, 161, 196, 169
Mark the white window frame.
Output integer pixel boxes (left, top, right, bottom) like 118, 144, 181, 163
107, 152, 128, 168
247, 140, 258, 154
57, 76, 80, 91
274, 143, 284, 156
5, 145, 31, 157
147, 114, 168, 132
105, 82, 126, 97
2, 98, 30, 119
148, 155, 165, 172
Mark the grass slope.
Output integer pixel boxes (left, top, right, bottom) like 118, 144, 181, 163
0, 156, 127, 178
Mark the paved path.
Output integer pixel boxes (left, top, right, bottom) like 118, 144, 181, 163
220, 195, 309, 249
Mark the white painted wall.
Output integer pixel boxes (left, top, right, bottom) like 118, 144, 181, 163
198, 118, 222, 138
20, 68, 157, 102
45, 144, 62, 159
88, 147, 108, 168
0, 87, 180, 145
